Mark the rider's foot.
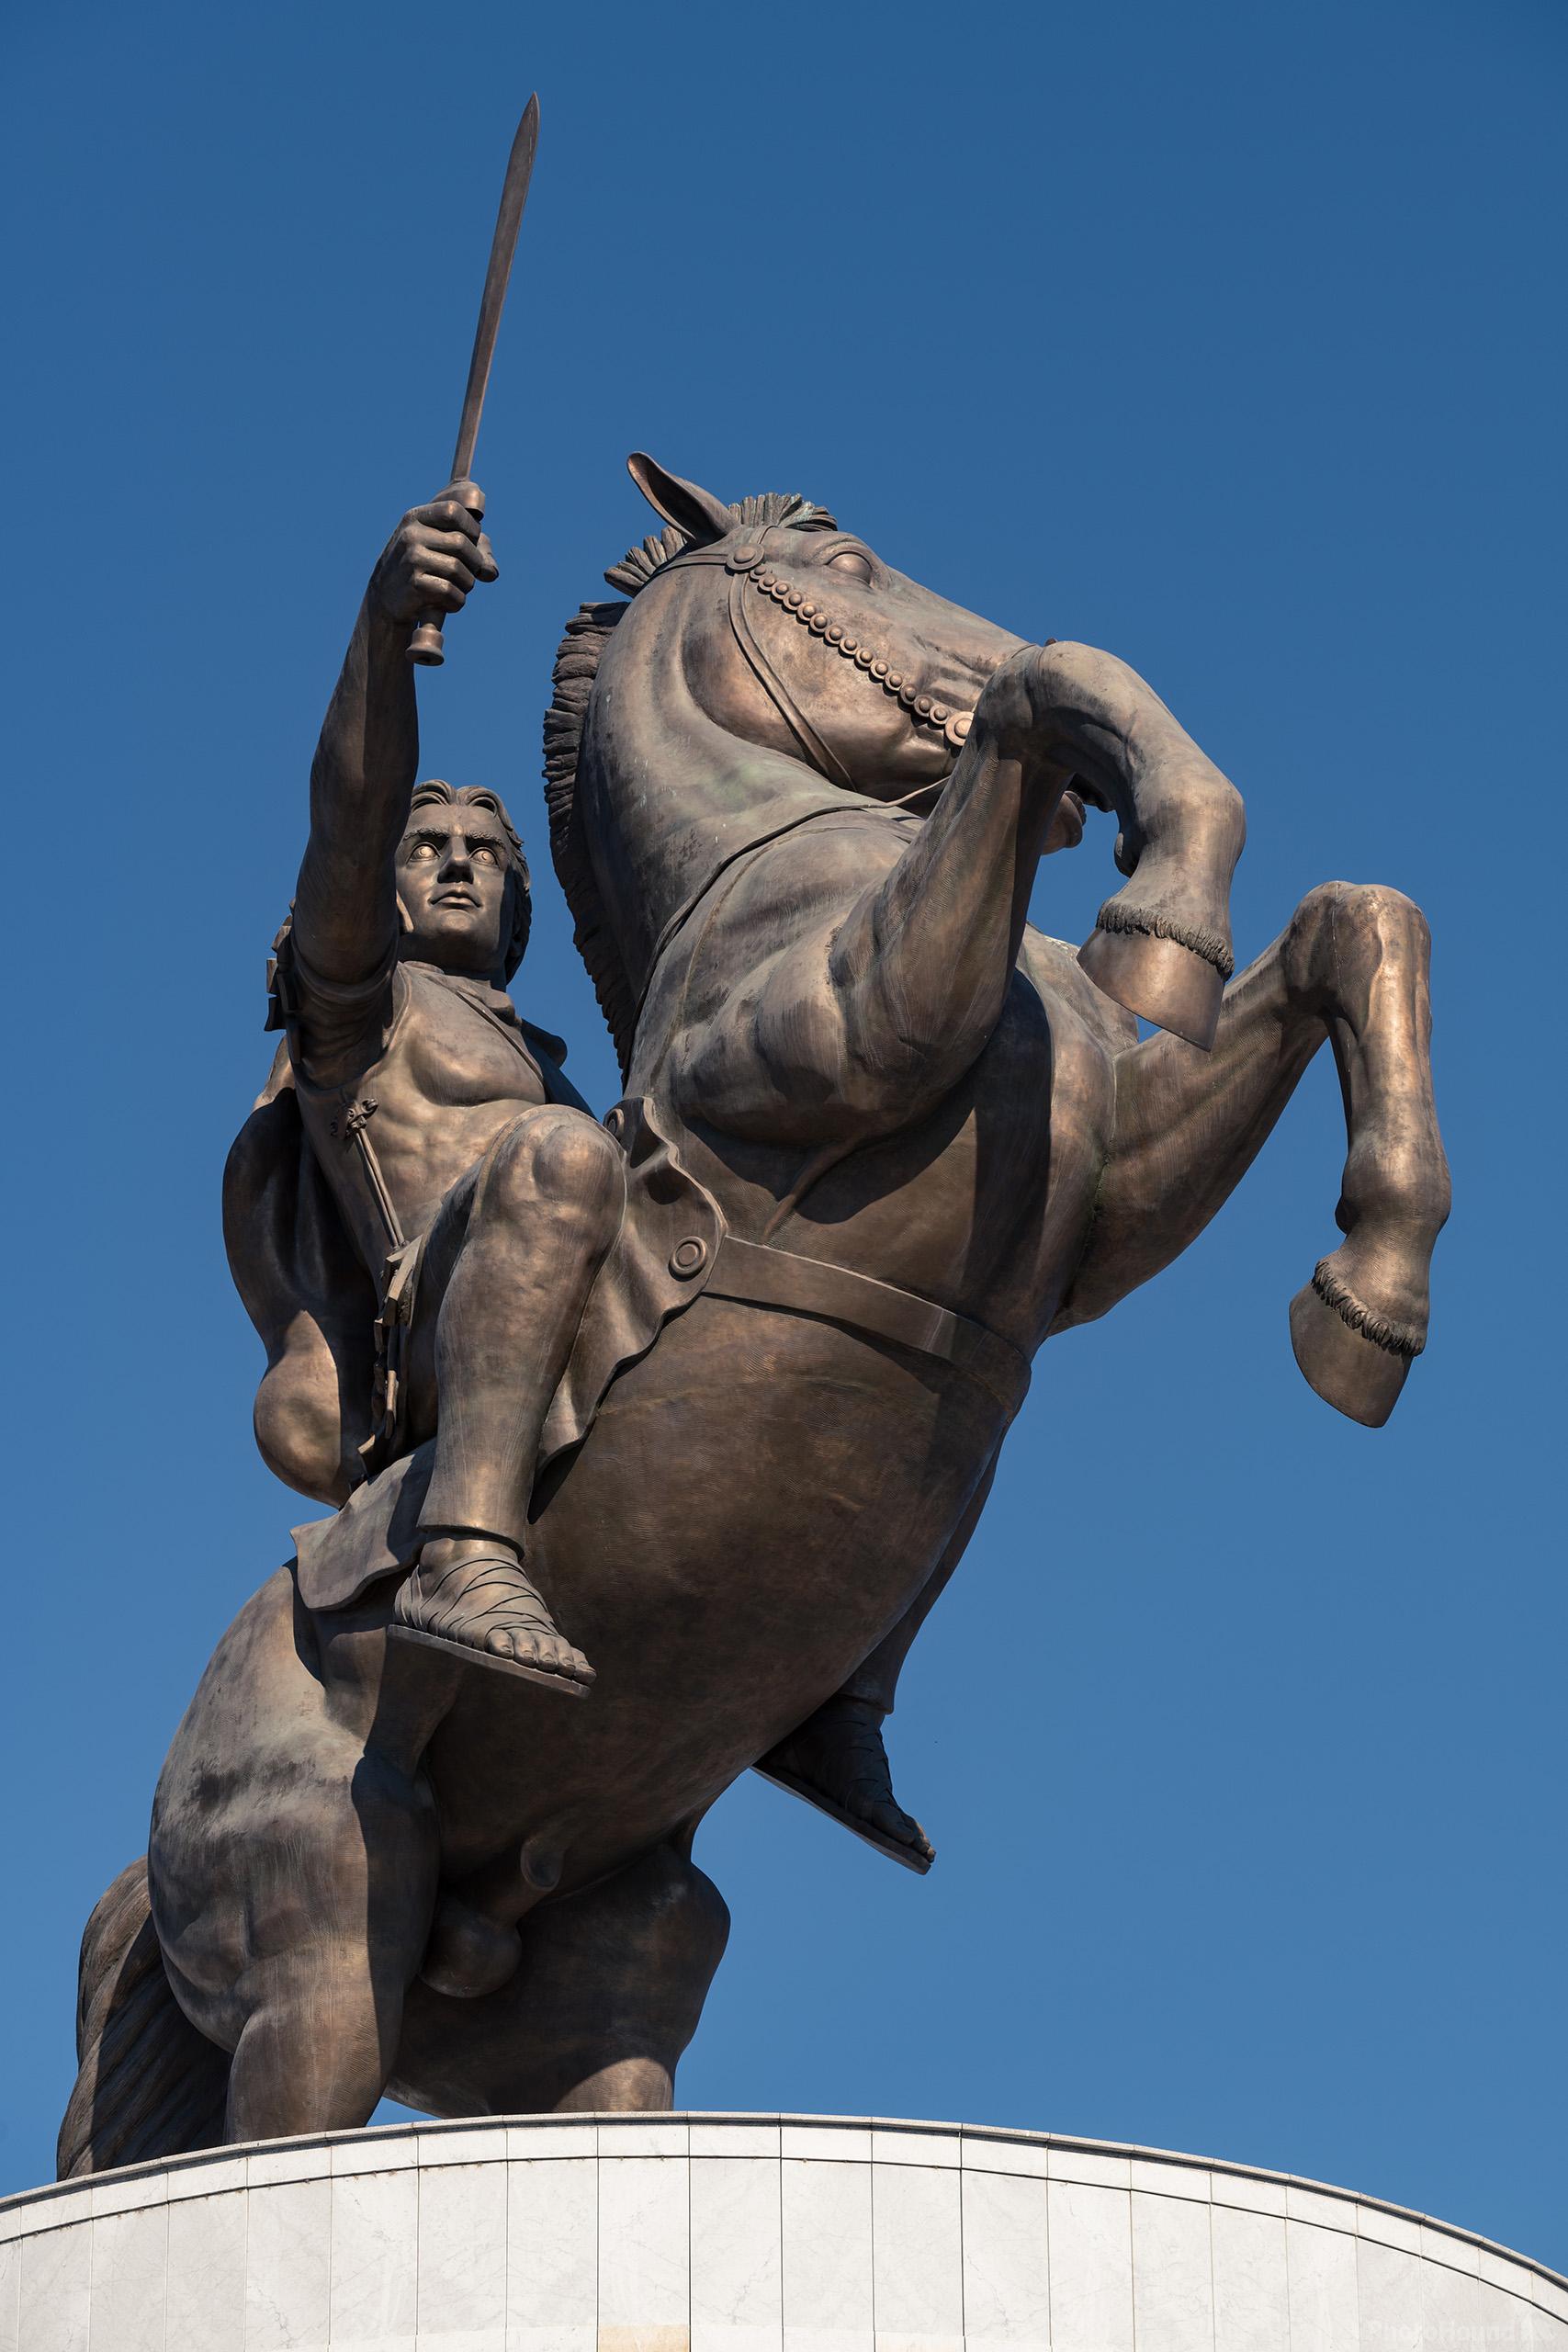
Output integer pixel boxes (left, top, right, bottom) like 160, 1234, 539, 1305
755, 1695, 933, 1873
392, 1536, 595, 1695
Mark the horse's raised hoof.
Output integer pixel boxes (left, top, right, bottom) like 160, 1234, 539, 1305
1289, 1258, 1424, 1428
388, 1622, 592, 1695
419, 1892, 523, 1999
1078, 912, 1226, 1050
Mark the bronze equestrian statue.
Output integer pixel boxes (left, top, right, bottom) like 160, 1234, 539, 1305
57, 455, 1449, 2176
235, 481, 939, 1853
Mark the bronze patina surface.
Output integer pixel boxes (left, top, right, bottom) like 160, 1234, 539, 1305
55, 164, 1449, 2180
408, 95, 537, 667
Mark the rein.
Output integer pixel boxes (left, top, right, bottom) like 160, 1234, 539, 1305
662, 526, 976, 788
617, 526, 983, 1046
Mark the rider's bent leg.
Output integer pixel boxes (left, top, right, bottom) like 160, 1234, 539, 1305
759, 1565, 948, 1873
755, 1451, 1000, 1868
399, 1107, 626, 1687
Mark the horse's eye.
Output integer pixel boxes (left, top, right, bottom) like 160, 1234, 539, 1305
826, 548, 874, 583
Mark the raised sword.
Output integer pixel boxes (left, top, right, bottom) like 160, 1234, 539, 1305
408, 93, 539, 665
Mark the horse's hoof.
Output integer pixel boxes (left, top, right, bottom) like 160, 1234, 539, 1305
419, 1894, 522, 1999
1288, 1272, 1416, 1428
1078, 916, 1225, 1049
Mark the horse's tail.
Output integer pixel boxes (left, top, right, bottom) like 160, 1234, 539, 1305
56, 1857, 231, 2179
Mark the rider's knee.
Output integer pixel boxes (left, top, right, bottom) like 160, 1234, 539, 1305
483, 1107, 625, 1234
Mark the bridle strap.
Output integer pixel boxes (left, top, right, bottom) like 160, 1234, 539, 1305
726, 560, 856, 792
659, 523, 857, 792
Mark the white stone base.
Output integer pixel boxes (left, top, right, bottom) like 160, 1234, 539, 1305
2, 2113, 1563, 2351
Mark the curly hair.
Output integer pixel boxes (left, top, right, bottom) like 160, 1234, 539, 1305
406, 778, 532, 979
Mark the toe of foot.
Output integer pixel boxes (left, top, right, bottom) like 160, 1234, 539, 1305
485, 1627, 595, 1684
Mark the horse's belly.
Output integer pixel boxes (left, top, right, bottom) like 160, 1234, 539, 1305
425, 1295, 1008, 1878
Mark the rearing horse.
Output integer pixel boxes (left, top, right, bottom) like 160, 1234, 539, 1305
59, 456, 1448, 2174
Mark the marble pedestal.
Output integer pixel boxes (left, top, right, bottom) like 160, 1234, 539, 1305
3, 2112, 1564, 2351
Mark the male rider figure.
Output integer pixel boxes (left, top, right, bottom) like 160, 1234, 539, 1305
272, 480, 934, 1851
273, 480, 628, 1691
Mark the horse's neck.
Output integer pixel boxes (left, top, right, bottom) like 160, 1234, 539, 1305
587, 629, 847, 1025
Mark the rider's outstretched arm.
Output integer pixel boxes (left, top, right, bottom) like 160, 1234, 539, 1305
292, 484, 498, 986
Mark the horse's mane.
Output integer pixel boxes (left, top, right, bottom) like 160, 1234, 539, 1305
544, 491, 836, 1074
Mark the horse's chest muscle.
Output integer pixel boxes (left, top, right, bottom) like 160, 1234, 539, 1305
761, 969, 1111, 1340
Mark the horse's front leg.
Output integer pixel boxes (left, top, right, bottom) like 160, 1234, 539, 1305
1054, 881, 1450, 1425
1011, 642, 1248, 1049
682, 641, 1244, 1141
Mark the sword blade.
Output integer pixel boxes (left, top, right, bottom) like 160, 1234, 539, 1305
448, 93, 539, 483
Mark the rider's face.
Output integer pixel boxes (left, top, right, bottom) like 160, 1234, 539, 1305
397, 813, 512, 978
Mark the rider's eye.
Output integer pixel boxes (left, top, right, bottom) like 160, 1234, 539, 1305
406, 842, 439, 862
826, 548, 874, 583
472, 845, 501, 865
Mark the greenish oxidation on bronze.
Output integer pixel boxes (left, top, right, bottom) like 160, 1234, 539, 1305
54, 147, 1449, 2184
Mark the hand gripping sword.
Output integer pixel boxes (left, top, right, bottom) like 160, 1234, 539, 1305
408, 94, 539, 666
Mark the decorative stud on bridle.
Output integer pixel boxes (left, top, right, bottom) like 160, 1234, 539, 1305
655, 522, 976, 793
724, 543, 975, 754
697, 537, 1235, 987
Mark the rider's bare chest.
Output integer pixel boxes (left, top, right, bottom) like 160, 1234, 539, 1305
355, 982, 552, 1219
397, 989, 547, 1114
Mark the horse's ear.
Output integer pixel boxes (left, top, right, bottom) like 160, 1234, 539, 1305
626, 452, 733, 545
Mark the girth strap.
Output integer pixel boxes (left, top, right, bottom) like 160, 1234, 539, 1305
707, 1234, 1031, 1419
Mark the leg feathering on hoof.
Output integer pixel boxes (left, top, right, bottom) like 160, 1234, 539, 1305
1078, 901, 1234, 1050
1290, 1251, 1427, 1429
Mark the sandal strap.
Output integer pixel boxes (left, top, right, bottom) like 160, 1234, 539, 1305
400, 1552, 564, 1645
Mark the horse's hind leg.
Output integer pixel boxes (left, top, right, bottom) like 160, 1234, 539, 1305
220, 1742, 441, 2140
152, 1579, 444, 2142
1054, 881, 1450, 1424
391, 1838, 730, 2118
1282, 883, 1450, 1419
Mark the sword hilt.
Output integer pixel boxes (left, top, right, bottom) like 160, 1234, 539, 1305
406, 484, 486, 669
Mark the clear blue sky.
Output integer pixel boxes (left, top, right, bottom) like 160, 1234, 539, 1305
5, 0, 1564, 2268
